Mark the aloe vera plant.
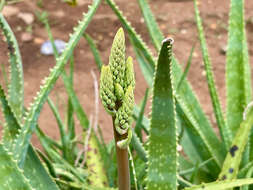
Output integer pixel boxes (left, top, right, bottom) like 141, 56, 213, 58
1, 0, 253, 189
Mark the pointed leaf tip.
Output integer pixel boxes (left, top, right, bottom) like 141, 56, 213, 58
162, 37, 174, 45
115, 27, 125, 40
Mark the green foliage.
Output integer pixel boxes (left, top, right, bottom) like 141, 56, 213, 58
146, 38, 177, 190
193, 0, 230, 150
226, 0, 251, 138
1, 0, 253, 189
86, 132, 108, 187
0, 144, 33, 190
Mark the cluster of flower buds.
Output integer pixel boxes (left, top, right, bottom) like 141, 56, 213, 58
100, 28, 135, 149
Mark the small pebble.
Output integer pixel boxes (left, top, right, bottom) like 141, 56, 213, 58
40, 39, 66, 55
52, 10, 65, 18
21, 32, 33, 42
18, 12, 34, 25
210, 23, 217, 30
180, 29, 187, 34
34, 38, 44, 45
193, 52, 198, 58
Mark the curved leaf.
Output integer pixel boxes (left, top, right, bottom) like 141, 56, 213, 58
226, 0, 251, 137
146, 38, 177, 190
0, 13, 24, 121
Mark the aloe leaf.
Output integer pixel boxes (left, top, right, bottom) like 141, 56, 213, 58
65, 56, 76, 164
44, 18, 77, 163
180, 158, 213, 176
61, 70, 89, 129
84, 33, 103, 71
226, 0, 251, 136
46, 147, 86, 183
130, 39, 154, 86
36, 148, 57, 178
218, 106, 253, 181
131, 131, 147, 162
0, 86, 59, 189
177, 100, 225, 177
44, 20, 59, 58
136, 0, 164, 51
47, 98, 68, 160
86, 131, 108, 187
194, 0, 230, 149
135, 88, 149, 140
238, 162, 253, 178
24, 146, 60, 190
177, 44, 195, 90
146, 38, 177, 190
0, 144, 33, 190
184, 179, 253, 190
12, 0, 101, 167
0, 85, 20, 149
36, 126, 62, 151
0, 13, 24, 121
128, 147, 138, 190
241, 166, 253, 190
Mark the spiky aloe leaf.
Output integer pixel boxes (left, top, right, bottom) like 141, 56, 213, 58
131, 131, 147, 162
47, 98, 68, 160
0, 84, 20, 149
0, 18, 58, 189
137, 0, 163, 51
193, 0, 230, 150
218, 105, 253, 181
83, 33, 103, 71
184, 179, 253, 190
241, 166, 253, 190
0, 144, 33, 190
177, 44, 195, 90
0, 86, 59, 190
135, 88, 149, 140
146, 38, 177, 190
12, 0, 101, 167
176, 100, 224, 177
226, 0, 251, 136
86, 131, 108, 187
0, 14, 24, 121
24, 146, 60, 190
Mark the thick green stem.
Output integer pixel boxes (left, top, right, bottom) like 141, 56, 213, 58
113, 117, 130, 190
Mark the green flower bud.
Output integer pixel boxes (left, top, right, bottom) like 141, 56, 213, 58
115, 83, 124, 101
100, 65, 116, 115
100, 28, 135, 149
114, 85, 134, 135
109, 27, 126, 87
124, 56, 135, 90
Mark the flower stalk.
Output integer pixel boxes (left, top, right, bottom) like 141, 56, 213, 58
100, 28, 135, 190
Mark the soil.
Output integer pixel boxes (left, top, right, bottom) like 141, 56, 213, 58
0, 0, 253, 147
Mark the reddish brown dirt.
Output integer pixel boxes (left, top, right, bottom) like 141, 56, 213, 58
1, 0, 253, 147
